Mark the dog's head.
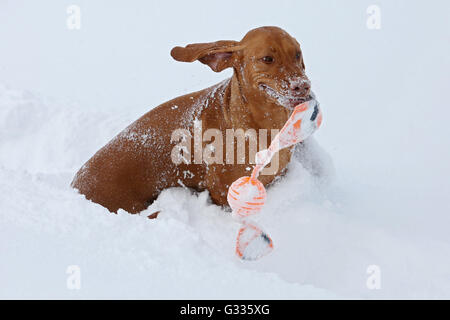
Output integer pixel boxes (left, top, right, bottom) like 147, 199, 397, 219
171, 26, 312, 119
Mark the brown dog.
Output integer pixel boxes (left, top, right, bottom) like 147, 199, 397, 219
72, 26, 313, 214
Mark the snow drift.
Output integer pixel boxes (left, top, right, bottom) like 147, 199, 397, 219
1, 0, 450, 299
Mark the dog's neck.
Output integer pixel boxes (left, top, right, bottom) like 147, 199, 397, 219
222, 72, 251, 129
223, 71, 290, 131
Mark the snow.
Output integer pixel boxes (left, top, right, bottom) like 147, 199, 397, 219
1, 0, 450, 299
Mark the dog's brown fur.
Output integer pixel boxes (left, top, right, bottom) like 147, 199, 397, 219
72, 26, 312, 214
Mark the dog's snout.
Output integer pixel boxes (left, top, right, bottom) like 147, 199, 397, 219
290, 78, 311, 96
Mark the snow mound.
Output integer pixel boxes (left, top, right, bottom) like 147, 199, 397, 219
0, 85, 336, 299
1, 84, 450, 299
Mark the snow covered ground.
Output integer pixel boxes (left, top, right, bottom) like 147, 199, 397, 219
1, 0, 450, 299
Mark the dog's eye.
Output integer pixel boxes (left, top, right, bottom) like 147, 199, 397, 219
295, 52, 301, 60
262, 56, 274, 64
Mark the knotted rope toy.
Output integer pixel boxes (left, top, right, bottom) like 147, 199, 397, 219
227, 99, 323, 260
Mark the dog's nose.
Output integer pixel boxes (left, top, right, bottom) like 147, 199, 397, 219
291, 79, 311, 96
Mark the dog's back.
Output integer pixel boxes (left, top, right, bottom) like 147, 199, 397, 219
71, 84, 223, 213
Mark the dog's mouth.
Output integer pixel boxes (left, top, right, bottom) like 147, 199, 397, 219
258, 84, 311, 110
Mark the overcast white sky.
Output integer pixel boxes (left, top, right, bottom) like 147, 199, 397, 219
0, 0, 448, 112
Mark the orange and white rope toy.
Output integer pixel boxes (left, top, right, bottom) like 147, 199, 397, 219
227, 99, 323, 260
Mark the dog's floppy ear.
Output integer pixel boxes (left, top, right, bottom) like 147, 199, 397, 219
171, 40, 244, 72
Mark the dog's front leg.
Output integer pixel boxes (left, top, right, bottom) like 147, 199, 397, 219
204, 163, 250, 208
